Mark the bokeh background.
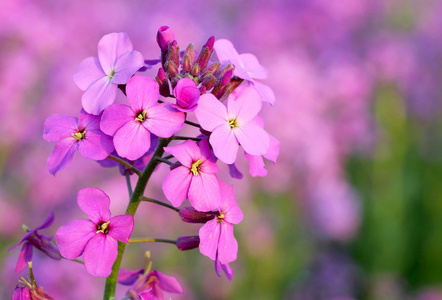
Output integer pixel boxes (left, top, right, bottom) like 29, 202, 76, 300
1, 0, 442, 299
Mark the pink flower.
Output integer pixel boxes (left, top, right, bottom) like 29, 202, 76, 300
43, 109, 114, 175
118, 268, 183, 300
55, 188, 134, 277
214, 39, 275, 105
162, 139, 221, 211
199, 179, 243, 265
100, 75, 185, 160
244, 128, 280, 177
172, 78, 200, 112
215, 257, 234, 281
195, 85, 270, 164
73, 32, 144, 115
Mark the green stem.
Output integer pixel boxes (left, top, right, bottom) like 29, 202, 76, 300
128, 238, 177, 245
156, 157, 172, 165
125, 173, 133, 198
140, 196, 180, 212
103, 138, 171, 300
107, 155, 142, 177
173, 136, 202, 141
184, 120, 201, 128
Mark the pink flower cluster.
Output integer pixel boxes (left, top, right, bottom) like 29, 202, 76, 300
11, 26, 277, 299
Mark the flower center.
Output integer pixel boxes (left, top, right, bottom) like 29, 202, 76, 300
228, 119, 238, 129
71, 130, 86, 141
96, 221, 110, 234
190, 159, 203, 176
217, 211, 225, 223
108, 70, 116, 79
135, 110, 148, 123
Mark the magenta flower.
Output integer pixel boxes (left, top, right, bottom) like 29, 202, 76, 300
55, 187, 134, 277
199, 179, 243, 265
194, 85, 270, 164
9, 212, 61, 274
172, 78, 200, 112
162, 139, 221, 211
43, 109, 114, 175
101, 75, 184, 160
215, 257, 234, 281
73, 32, 144, 115
118, 268, 183, 300
214, 39, 275, 105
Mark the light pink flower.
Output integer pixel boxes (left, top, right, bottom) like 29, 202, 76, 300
199, 179, 243, 265
100, 75, 184, 160
214, 39, 275, 105
55, 188, 134, 277
73, 32, 144, 115
162, 139, 221, 211
195, 85, 270, 164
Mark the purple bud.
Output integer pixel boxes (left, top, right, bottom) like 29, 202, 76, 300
226, 77, 243, 94
184, 43, 195, 65
156, 68, 170, 97
176, 236, 200, 251
157, 67, 167, 82
206, 62, 221, 74
179, 206, 217, 223
196, 48, 212, 72
202, 75, 217, 90
166, 40, 180, 68
157, 26, 175, 52
215, 64, 234, 79
182, 55, 192, 73
199, 86, 206, 94
190, 64, 201, 77
165, 61, 179, 78
204, 36, 215, 51
212, 70, 233, 99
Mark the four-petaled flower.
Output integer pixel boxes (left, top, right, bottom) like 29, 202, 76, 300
199, 179, 243, 265
73, 32, 145, 115
162, 139, 221, 211
100, 75, 184, 160
9, 212, 61, 274
172, 78, 200, 112
43, 109, 114, 175
195, 85, 270, 164
55, 187, 134, 277
214, 39, 275, 105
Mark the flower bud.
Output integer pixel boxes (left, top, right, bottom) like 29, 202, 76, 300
156, 68, 170, 97
176, 236, 200, 251
182, 55, 192, 73
179, 206, 217, 223
201, 75, 217, 90
206, 62, 221, 74
199, 86, 206, 94
156, 26, 175, 52
184, 43, 195, 64
190, 64, 201, 77
212, 70, 233, 99
165, 61, 179, 78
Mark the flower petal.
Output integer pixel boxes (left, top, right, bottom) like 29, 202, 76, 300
164, 140, 200, 168
77, 187, 112, 223
43, 115, 78, 143
234, 122, 269, 156
217, 223, 238, 264
199, 219, 220, 261
198, 139, 219, 174
239, 53, 268, 80
73, 57, 105, 91
215, 257, 234, 281
78, 130, 114, 160
98, 32, 134, 75
114, 121, 151, 160
111, 51, 145, 84
244, 152, 267, 177
100, 104, 134, 136
214, 39, 251, 81
143, 104, 184, 138
209, 123, 238, 164
47, 138, 78, 176
194, 93, 228, 132
188, 173, 221, 212
162, 166, 192, 208
264, 134, 279, 164
152, 270, 183, 293
227, 85, 262, 125
218, 179, 243, 225
126, 76, 160, 111
118, 268, 144, 286
55, 219, 96, 259
253, 80, 275, 105
78, 109, 101, 131
15, 243, 33, 273
83, 234, 118, 277
108, 214, 134, 243
82, 77, 118, 115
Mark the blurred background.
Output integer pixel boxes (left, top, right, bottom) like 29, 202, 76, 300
1, 0, 442, 299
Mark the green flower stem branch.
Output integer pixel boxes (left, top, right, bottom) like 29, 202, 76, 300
140, 196, 180, 212
107, 154, 142, 177
128, 238, 177, 245
103, 137, 171, 300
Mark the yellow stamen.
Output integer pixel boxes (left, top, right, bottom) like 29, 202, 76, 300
108, 70, 116, 79
135, 110, 148, 122
228, 119, 237, 128
71, 130, 86, 141
96, 221, 110, 234
217, 211, 225, 223
190, 159, 203, 176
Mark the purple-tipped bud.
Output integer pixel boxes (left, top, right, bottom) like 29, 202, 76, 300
226, 77, 243, 94
157, 67, 167, 82
204, 36, 215, 51
190, 64, 201, 77
165, 40, 180, 68
196, 48, 212, 72
156, 68, 170, 97
182, 55, 192, 73
212, 70, 233, 99
157, 26, 175, 52
215, 64, 235, 79
176, 236, 200, 251
165, 61, 179, 78
179, 206, 217, 223
184, 43, 195, 65
202, 75, 217, 90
